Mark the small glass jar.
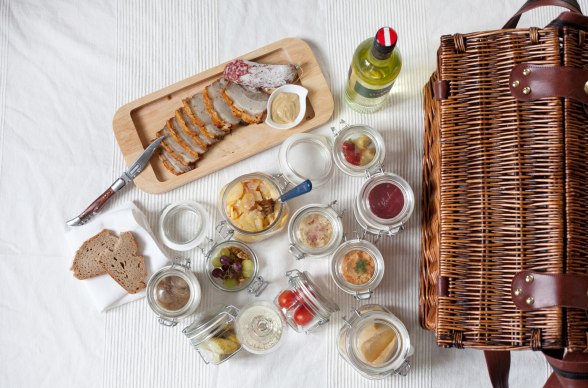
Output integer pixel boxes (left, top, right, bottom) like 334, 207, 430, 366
235, 301, 287, 354
338, 304, 412, 379
182, 305, 241, 365
287, 202, 344, 260
331, 120, 414, 238
330, 238, 384, 300
274, 269, 339, 333
158, 200, 208, 251
278, 133, 334, 188
219, 172, 290, 243
146, 258, 202, 326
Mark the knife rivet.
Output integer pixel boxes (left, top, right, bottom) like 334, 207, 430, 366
523, 68, 531, 76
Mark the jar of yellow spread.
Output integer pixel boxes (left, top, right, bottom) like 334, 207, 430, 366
271, 92, 300, 124
337, 304, 412, 379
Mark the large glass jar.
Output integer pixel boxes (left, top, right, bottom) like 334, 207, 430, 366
182, 305, 241, 365
146, 258, 202, 327
218, 172, 290, 243
338, 304, 412, 379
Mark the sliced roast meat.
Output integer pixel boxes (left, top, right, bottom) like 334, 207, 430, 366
160, 148, 194, 175
179, 110, 216, 146
203, 78, 240, 130
167, 117, 206, 158
175, 110, 210, 149
158, 127, 198, 166
186, 95, 227, 138
222, 82, 269, 124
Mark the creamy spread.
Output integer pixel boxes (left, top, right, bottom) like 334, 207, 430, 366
271, 92, 300, 124
341, 250, 375, 285
357, 321, 398, 365
155, 275, 190, 311
298, 213, 333, 249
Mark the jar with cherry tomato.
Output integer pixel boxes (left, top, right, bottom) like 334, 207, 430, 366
274, 269, 339, 333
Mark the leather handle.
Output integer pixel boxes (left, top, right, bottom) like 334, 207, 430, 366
503, 0, 582, 29
484, 351, 511, 388
77, 187, 116, 221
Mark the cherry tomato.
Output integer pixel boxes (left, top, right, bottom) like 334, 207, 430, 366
342, 141, 361, 166
278, 290, 298, 309
293, 304, 314, 326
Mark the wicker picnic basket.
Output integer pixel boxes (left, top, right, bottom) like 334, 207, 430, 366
420, 0, 588, 386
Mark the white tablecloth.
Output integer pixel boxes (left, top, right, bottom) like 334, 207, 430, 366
1, 1, 584, 387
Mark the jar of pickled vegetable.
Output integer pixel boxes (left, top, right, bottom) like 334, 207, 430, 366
218, 172, 290, 243
338, 304, 412, 379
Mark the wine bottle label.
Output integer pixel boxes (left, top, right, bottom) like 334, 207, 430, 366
347, 67, 395, 99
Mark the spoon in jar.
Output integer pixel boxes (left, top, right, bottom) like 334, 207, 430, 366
259, 179, 312, 216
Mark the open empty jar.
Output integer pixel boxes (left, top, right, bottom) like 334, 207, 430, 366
278, 133, 334, 188
288, 202, 344, 259
183, 305, 242, 365
330, 120, 415, 238
146, 258, 202, 326
274, 269, 339, 333
159, 200, 208, 251
330, 237, 384, 300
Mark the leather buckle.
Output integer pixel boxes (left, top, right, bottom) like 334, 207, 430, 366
511, 271, 588, 311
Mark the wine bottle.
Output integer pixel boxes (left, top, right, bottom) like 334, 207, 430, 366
344, 27, 402, 113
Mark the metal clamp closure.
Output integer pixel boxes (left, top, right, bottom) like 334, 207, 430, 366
247, 276, 269, 297
511, 271, 588, 311
158, 316, 178, 327
342, 308, 362, 327
354, 289, 373, 300
171, 257, 191, 271
509, 64, 588, 106
394, 360, 411, 376
330, 119, 349, 137
215, 221, 234, 241
288, 244, 306, 260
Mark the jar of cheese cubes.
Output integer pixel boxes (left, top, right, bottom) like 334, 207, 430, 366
219, 172, 290, 243
337, 304, 413, 379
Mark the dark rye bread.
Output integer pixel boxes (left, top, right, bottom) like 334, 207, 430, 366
98, 231, 147, 294
71, 230, 119, 280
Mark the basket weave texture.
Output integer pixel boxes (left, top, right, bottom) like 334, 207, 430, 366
421, 26, 588, 351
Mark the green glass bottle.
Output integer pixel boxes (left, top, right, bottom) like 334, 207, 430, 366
344, 27, 402, 113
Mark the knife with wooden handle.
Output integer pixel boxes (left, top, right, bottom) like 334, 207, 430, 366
66, 136, 164, 227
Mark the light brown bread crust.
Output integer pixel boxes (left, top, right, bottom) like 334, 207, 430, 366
98, 231, 147, 294
71, 230, 119, 280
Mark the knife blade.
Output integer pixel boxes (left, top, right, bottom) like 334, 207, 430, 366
66, 136, 164, 227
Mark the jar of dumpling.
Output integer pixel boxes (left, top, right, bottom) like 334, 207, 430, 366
338, 304, 413, 379
183, 305, 242, 365
218, 172, 290, 243
146, 258, 202, 327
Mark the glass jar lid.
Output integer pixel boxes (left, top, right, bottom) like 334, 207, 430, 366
159, 200, 208, 251
355, 172, 414, 236
287, 203, 344, 259
146, 259, 202, 324
235, 301, 287, 354
331, 123, 386, 177
286, 269, 339, 320
183, 305, 240, 347
330, 239, 385, 300
278, 133, 334, 188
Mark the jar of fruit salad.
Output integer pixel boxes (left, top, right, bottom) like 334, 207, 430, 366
287, 202, 345, 260
274, 269, 339, 333
218, 172, 291, 243
330, 120, 414, 238
183, 305, 242, 365
330, 236, 385, 300
338, 304, 413, 379
146, 258, 202, 327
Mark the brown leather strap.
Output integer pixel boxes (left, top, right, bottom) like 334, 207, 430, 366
511, 271, 588, 311
484, 351, 511, 388
509, 64, 588, 104
543, 350, 588, 388
433, 80, 449, 100
503, 0, 583, 29
547, 10, 588, 29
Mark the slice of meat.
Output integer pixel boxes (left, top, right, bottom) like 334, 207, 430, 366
221, 82, 269, 124
175, 110, 209, 149
179, 109, 216, 147
158, 128, 198, 166
160, 148, 194, 175
188, 94, 227, 138
203, 78, 240, 130
182, 99, 217, 140
167, 118, 206, 157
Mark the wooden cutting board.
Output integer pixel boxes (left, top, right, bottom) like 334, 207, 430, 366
113, 37, 334, 194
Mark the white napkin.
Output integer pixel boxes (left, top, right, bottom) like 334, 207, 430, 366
65, 202, 169, 312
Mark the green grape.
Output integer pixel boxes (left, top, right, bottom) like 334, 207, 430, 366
211, 256, 222, 268
242, 259, 254, 278
224, 278, 238, 288
219, 248, 231, 257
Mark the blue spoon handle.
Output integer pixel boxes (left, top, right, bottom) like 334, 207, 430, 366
279, 179, 312, 202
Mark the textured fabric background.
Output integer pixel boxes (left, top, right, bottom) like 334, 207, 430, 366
1, 0, 585, 387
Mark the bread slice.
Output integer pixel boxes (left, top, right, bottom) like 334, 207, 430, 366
71, 230, 119, 280
98, 231, 147, 294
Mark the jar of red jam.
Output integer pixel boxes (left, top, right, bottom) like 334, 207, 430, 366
331, 120, 414, 237
274, 269, 339, 333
